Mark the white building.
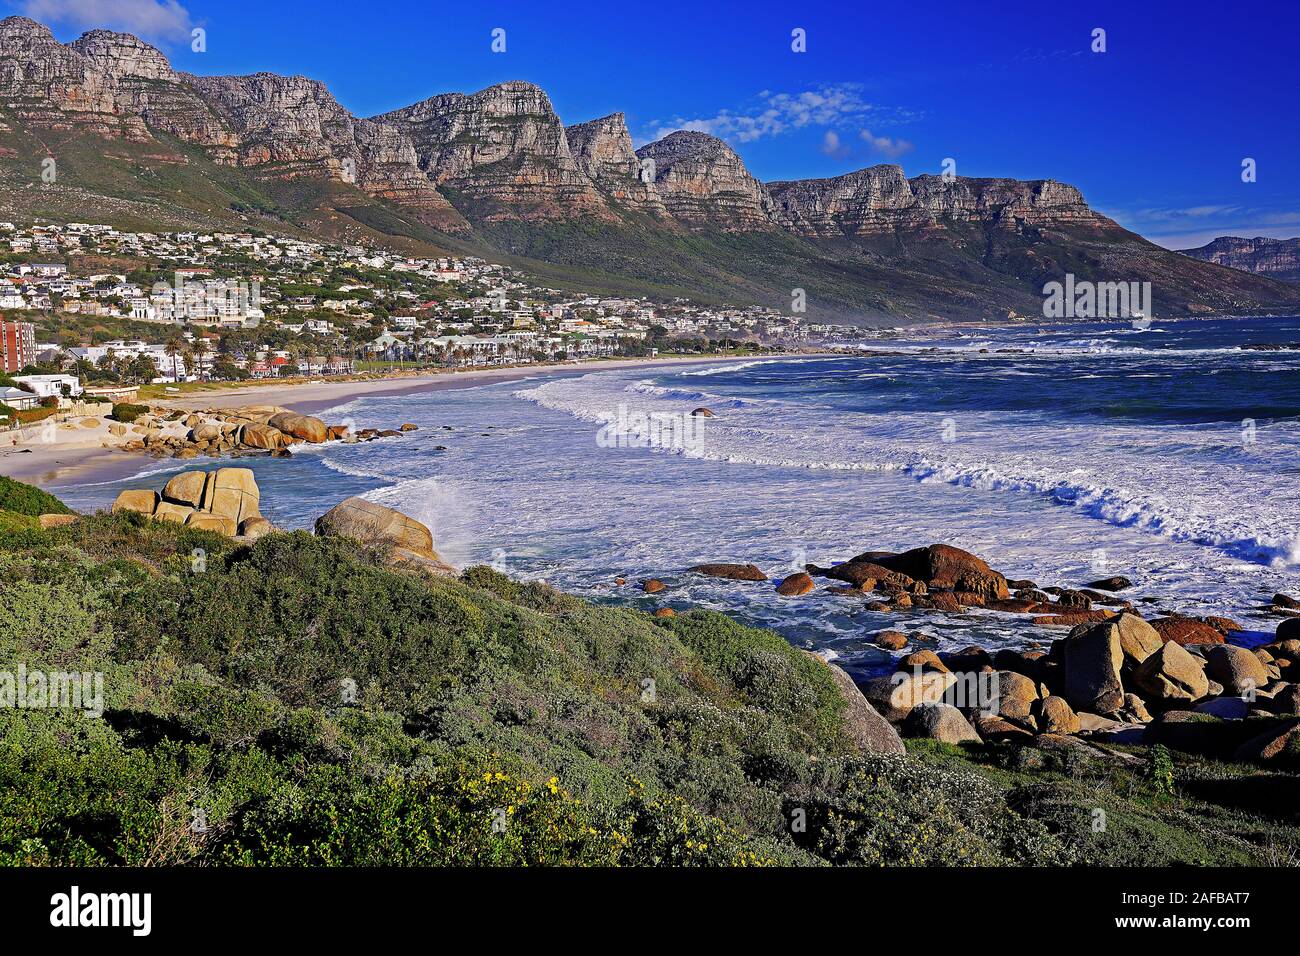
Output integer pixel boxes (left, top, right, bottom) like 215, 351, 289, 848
14, 373, 83, 399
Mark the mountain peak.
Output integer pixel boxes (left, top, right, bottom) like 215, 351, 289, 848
636, 130, 774, 230
567, 112, 665, 215
70, 28, 176, 81
1181, 235, 1300, 283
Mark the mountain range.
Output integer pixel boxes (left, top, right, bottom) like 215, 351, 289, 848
1180, 236, 1300, 285
1, 15, 1297, 322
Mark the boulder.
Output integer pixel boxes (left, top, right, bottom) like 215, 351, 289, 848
153, 502, 194, 525
974, 715, 1032, 741
1132, 641, 1209, 702
653, 608, 676, 618
1122, 694, 1153, 723
186, 512, 237, 536
1204, 615, 1244, 635
1055, 590, 1093, 609
824, 561, 913, 590
267, 412, 330, 444
1233, 722, 1300, 764
1062, 622, 1126, 713
327, 425, 351, 441
642, 579, 666, 594
108, 423, 127, 437
994, 649, 1044, 679
1087, 576, 1133, 592
239, 516, 274, 540
944, 646, 993, 673
873, 630, 908, 651
688, 563, 768, 581
862, 670, 958, 722
189, 423, 222, 443
315, 496, 436, 558
804, 655, 905, 755
898, 650, 947, 673
1268, 639, 1300, 661
1278, 618, 1300, 641
876, 544, 1009, 600
1151, 616, 1225, 646
1032, 695, 1080, 735
229, 404, 289, 424
38, 513, 77, 529
775, 572, 815, 596
240, 423, 290, 450
985, 598, 1041, 613
903, 703, 981, 744
1111, 613, 1164, 666
994, 670, 1040, 721
1265, 684, 1300, 716
1204, 644, 1270, 696
201, 468, 261, 525
1032, 610, 1117, 627
1076, 712, 1127, 733
399, 423, 419, 432
690, 407, 715, 418
926, 592, 964, 613
162, 470, 209, 508
111, 489, 158, 516
1273, 593, 1300, 610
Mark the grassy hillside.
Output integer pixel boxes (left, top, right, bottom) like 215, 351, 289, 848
2, 491, 1298, 866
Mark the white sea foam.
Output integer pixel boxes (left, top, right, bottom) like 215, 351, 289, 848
517, 366, 1300, 570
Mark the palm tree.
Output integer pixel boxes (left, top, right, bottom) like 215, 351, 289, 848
163, 335, 183, 383
192, 336, 209, 381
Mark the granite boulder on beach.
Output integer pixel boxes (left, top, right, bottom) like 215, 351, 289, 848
112, 467, 268, 539
315, 496, 455, 575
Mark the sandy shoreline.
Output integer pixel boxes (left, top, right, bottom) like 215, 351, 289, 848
1, 353, 818, 490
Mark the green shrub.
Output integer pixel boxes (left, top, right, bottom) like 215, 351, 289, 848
1, 514, 1296, 868
111, 402, 149, 423
0, 476, 73, 516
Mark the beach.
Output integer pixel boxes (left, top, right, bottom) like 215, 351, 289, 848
43, 316, 1300, 675
0, 354, 788, 487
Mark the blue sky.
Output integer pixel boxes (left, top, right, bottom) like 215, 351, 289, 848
7, 0, 1299, 248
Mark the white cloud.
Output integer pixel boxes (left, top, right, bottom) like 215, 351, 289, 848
649, 83, 911, 145
21, 0, 195, 43
859, 128, 913, 159
819, 130, 849, 159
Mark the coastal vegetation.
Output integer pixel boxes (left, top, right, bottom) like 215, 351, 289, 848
2, 481, 1298, 866
0, 475, 73, 516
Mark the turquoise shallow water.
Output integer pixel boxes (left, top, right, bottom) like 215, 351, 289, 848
54, 317, 1300, 680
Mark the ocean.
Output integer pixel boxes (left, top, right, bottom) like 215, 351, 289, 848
55, 316, 1300, 679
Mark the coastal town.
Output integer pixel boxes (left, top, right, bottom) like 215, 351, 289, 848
0, 220, 874, 417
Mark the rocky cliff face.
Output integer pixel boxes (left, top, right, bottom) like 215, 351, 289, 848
185, 72, 464, 230
374, 81, 612, 221
0, 19, 465, 231
636, 131, 777, 231
0, 13, 1296, 322
1180, 236, 1300, 284
0, 17, 145, 140
566, 112, 666, 216
769, 166, 1102, 237
67, 30, 238, 160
